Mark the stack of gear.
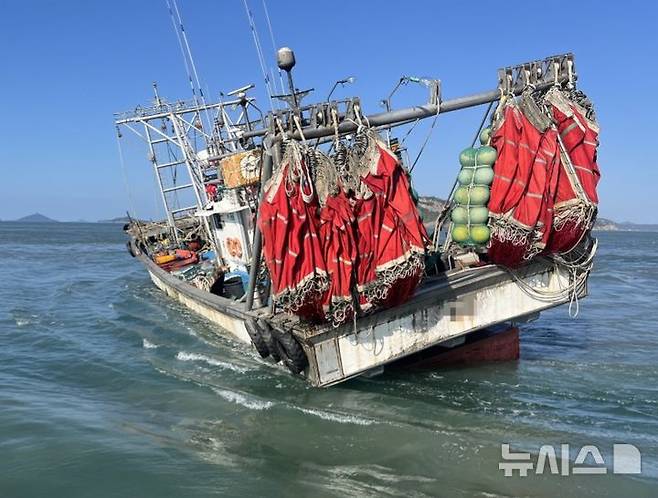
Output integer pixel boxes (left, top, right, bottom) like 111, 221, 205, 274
259, 129, 429, 326
171, 259, 217, 291
220, 149, 262, 189
450, 135, 497, 247
484, 87, 599, 267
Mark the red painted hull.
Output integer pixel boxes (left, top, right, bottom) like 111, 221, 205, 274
393, 327, 520, 370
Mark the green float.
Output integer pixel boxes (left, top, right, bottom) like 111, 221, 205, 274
451, 206, 468, 224
457, 168, 475, 185
467, 206, 490, 224
474, 166, 494, 185
451, 206, 489, 224
459, 147, 478, 168
451, 224, 470, 243
452, 140, 494, 248
454, 186, 469, 205
470, 224, 491, 244
454, 185, 489, 205
479, 126, 492, 145
475, 145, 497, 166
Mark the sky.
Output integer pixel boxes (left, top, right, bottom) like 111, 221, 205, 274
0, 0, 656, 222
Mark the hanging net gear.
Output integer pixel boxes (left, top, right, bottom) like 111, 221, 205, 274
483, 85, 600, 267
258, 140, 328, 318
544, 87, 600, 254
258, 126, 430, 326
487, 91, 559, 267
315, 149, 357, 326
352, 129, 430, 309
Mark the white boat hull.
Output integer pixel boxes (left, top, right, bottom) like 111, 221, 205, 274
148, 268, 254, 345
305, 264, 580, 386
141, 250, 585, 387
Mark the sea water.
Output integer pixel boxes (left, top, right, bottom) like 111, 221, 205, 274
1, 223, 656, 497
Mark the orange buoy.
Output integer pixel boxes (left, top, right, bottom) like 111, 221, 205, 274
155, 254, 176, 265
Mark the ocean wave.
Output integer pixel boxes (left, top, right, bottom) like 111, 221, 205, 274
142, 338, 159, 349
294, 407, 375, 426
211, 388, 274, 411
175, 351, 249, 373
205, 385, 376, 425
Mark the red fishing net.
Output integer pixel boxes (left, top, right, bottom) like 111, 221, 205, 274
258, 131, 429, 326
259, 141, 328, 318
487, 88, 599, 267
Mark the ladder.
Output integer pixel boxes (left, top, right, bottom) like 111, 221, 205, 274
115, 84, 259, 244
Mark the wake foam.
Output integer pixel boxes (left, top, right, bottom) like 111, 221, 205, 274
142, 338, 159, 349
212, 388, 274, 411
175, 351, 249, 373
295, 407, 375, 426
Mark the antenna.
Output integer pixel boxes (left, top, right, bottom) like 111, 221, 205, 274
226, 84, 256, 97
277, 47, 298, 109
153, 82, 162, 106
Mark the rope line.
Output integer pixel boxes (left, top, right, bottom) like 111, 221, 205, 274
166, 0, 213, 134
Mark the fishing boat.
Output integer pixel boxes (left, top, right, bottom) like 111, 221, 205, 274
116, 47, 599, 387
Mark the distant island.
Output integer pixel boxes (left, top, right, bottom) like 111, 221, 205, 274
97, 216, 151, 223
6, 214, 144, 223
97, 216, 132, 224
593, 217, 658, 232
415, 197, 658, 233
13, 213, 59, 223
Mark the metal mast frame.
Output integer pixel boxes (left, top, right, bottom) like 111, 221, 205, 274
114, 89, 261, 244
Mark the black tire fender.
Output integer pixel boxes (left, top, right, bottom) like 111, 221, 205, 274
126, 241, 136, 257
271, 326, 308, 374
257, 319, 281, 363
245, 318, 270, 359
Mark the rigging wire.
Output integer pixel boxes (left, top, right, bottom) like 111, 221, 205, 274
166, 0, 213, 135
470, 100, 495, 147
166, 0, 198, 104
172, 0, 204, 103
116, 132, 138, 218
399, 118, 421, 146
241, 0, 275, 110
409, 111, 439, 173
261, 0, 285, 94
